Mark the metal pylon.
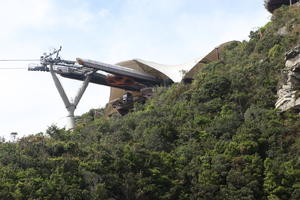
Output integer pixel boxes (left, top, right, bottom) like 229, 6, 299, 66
49, 64, 92, 130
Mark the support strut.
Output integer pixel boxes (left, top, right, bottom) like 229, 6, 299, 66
49, 64, 92, 130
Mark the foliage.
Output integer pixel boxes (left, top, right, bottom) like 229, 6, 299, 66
0, 6, 300, 200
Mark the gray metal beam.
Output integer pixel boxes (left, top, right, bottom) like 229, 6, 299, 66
77, 58, 159, 83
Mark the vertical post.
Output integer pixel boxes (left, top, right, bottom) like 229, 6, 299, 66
290, 0, 292, 6
216, 48, 220, 60
66, 106, 76, 130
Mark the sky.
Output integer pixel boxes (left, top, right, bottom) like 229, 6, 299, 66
0, 0, 270, 139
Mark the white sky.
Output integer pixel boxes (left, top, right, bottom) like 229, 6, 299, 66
0, 0, 270, 139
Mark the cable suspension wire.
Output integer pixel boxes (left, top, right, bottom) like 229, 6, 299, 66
0, 67, 27, 70
0, 58, 39, 69
0, 59, 39, 62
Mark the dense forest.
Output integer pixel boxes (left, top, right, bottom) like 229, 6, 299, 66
1, 5, 300, 200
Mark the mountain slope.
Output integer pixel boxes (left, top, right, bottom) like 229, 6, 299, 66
0, 5, 300, 200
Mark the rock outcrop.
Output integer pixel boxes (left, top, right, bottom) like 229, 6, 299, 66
264, 0, 300, 13
275, 45, 300, 112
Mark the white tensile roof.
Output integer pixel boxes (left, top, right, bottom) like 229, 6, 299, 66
134, 57, 202, 83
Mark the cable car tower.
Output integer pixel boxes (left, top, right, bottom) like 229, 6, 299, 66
29, 47, 166, 130
29, 47, 95, 130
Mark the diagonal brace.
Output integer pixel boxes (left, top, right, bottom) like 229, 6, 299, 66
49, 64, 93, 130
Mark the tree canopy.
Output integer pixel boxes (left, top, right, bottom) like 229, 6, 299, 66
0, 5, 300, 200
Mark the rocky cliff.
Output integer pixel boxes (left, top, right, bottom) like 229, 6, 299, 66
264, 0, 300, 13
276, 45, 300, 112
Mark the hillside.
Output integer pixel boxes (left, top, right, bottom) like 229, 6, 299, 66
1, 5, 300, 200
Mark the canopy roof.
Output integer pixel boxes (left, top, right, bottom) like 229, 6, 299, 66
183, 41, 236, 82
106, 41, 236, 116
134, 58, 200, 83
108, 41, 236, 101
126, 41, 236, 83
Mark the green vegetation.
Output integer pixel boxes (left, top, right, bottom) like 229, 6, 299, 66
1, 6, 300, 200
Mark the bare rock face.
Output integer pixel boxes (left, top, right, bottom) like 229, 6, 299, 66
276, 26, 288, 36
275, 45, 300, 112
